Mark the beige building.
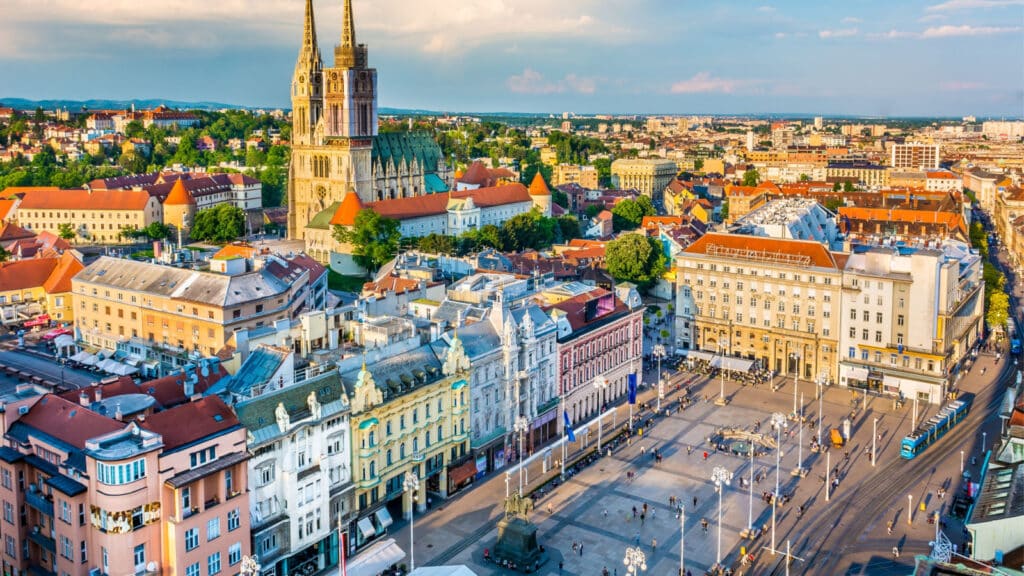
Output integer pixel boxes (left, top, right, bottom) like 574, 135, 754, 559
610, 158, 678, 201
891, 142, 940, 170
552, 164, 599, 189
675, 233, 843, 382
16, 189, 163, 244
826, 163, 890, 188
72, 256, 315, 359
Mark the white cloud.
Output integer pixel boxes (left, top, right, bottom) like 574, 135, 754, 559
841, 16, 863, 24
921, 24, 1022, 37
927, 0, 1024, 11
774, 32, 787, 39
757, 5, 776, 12
940, 81, 987, 90
505, 68, 599, 95
670, 72, 757, 95
867, 29, 919, 39
818, 28, 858, 38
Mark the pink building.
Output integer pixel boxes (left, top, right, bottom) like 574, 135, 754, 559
0, 381, 250, 576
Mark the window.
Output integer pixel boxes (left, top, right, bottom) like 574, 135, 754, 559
897, 315, 905, 326
189, 447, 216, 469
208, 552, 222, 576
848, 327, 856, 338
96, 458, 146, 485
875, 331, 882, 343
182, 487, 192, 513
186, 563, 201, 576
5, 534, 15, 558
861, 329, 869, 340
228, 508, 240, 531
258, 464, 274, 486
60, 535, 73, 560
862, 311, 869, 321
2, 501, 12, 524
228, 543, 242, 566
133, 544, 146, 571
876, 312, 883, 324
80, 540, 87, 563
207, 517, 221, 541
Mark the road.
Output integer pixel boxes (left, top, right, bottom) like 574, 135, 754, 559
0, 349, 97, 389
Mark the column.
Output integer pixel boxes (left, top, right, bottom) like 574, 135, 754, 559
439, 467, 449, 500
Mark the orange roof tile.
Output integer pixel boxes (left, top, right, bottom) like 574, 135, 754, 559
0, 199, 18, 220
163, 179, 196, 206
641, 216, 684, 228
837, 207, 966, 234
19, 189, 152, 211
683, 233, 840, 269
42, 252, 83, 294
140, 396, 239, 451
528, 172, 551, 196
0, 186, 59, 199
460, 161, 491, 186
0, 258, 60, 293
16, 394, 123, 449
336, 184, 532, 223
330, 192, 364, 227
211, 243, 258, 260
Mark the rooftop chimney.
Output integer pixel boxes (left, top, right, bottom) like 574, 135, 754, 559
79, 392, 89, 407
114, 402, 123, 421
94, 386, 102, 403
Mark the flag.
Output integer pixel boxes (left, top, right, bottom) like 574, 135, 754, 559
339, 529, 347, 576
898, 344, 904, 354
563, 410, 576, 443
628, 373, 637, 405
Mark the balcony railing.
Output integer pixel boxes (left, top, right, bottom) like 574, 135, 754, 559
25, 489, 54, 517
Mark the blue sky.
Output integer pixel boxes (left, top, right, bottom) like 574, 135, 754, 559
1, 0, 1022, 116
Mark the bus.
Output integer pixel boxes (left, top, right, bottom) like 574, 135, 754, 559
900, 396, 972, 459
1012, 339, 1021, 356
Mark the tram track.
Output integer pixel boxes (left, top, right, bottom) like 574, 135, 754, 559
766, 357, 1009, 575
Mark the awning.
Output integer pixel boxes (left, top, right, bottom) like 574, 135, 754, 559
80, 354, 98, 366
374, 507, 393, 530
713, 356, 755, 372
688, 350, 717, 363
53, 335, 75, 350
844, 365, 869, 381
1000, 389, 1016, 418
69, 351, 90, 363
347, 538, 405, 576
125, 358, 140, 367
356, 517, 376, 540
449, 460, 477, 486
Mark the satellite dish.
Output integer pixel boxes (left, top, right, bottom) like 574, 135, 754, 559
201, 363, 210, 378
146, 562, 159, 573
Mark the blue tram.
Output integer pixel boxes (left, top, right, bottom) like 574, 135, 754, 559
900, 397, 971, 459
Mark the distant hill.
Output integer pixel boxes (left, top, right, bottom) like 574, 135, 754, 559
0, 98, 254, 111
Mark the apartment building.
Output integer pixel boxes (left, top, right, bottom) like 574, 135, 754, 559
0, 384, 249, 576
891, 143, 940, 170
72, 256, 314, 374
0, 252, 83, 327
610, 159, 678, 201
826, 162, 891, 188
552, 164, 599, 189
675, 233, 844, 383
838, 242, 983, 403
16, 190, 163, 244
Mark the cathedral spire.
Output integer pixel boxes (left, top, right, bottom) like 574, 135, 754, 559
341, 0, 356, 48
297, 0, 322, 68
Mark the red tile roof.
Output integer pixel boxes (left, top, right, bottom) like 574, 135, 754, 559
0, 258, 60, 293
42, 252, 84, 294
20, 189, 152, 211
287, 253, 327, 284
16, 394, 123, 449
163, 179, 196, 206
528, 172, 551, 196
547, 288, 630, 332
459, 161, 491, 186
140, 396, 239, 451
0, 222, 34, 243
683, 233, 840, 269
0, 199, 18, 220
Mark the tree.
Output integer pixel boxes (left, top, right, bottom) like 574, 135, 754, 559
142, 222, 173, 241
501, 210, 556, 252
693, 158, 704, 172
605, 234, 666, 290
593, 157, 612, 187
118, 152, 147, 175
191, 204, 245, 243
557, 215, 581, 242
799, 174, 811, 181
0, 245, 10, 263
57, 223, 77, 242
332, 209, 401, 272
987, 291, 1010, 329
741, 168, 760, 187
832, 182, 842, 192
843, 181, 855, 193
585, 204, 603, 219
417, 233, 456, 254
611, 196, 655, 232
969, 221, 988, 258
719, 200, 729, 222
552, 189, 569, 209
823, 197, 843, 213
124, 121, 145, 139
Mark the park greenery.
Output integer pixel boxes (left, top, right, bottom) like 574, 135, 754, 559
605, 233, 666, 290
970, 221, 1010, 331
611, 196, 656, 231
189, 204, 246, 243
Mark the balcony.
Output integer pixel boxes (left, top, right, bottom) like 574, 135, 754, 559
27, 526, 55, 553
28, 566, 57, 576
24, 489, 54, 517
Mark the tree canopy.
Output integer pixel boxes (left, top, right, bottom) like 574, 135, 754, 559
190, 204, 245, 243
741, 168, 760, 186
332, 209, 401, 272
605, 233, 666, 290
611, 196, 656, 231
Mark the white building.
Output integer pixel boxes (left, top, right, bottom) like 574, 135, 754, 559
891, 142, 940, 170
837, 242, 983, 404
224, 368, 353, 576
611, 158, 678, 200
729, 197, 842, 250
981, 121, 1024, 141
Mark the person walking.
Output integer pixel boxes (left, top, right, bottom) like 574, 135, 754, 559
651, 538, 657, 554
701, 518, 709, 534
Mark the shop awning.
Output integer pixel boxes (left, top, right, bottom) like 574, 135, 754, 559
844, 365, 869, 381
53, 335, 75, 350
449, 460, 477, 486
713, 356, 756, 372
69, 351, 90, 363
80, 354, 98, 366
356, 517, 375, 540
688, 350, 717, 363
374, 507, 393, 530
347, 538, 406, 576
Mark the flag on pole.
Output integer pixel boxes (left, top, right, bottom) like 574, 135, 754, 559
628, 373, 637, 404
339, 527, 347, 576
563, 410, 576, 442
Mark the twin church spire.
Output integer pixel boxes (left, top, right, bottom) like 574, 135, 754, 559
296, 0, 364, 73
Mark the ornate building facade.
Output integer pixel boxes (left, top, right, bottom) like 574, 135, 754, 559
287, 0, 448, 240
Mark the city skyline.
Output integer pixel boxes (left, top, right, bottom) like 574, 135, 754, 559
1, 0, 1022, 117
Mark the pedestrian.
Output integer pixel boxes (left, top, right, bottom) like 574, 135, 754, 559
693, 496, 698, 507
701, 518, 709, 534
640, 513, 645, 525
559, 560, 563, 572
603, 508, 608, 518
652, 538, 657, 553
635, 532, 641, 546
893, 546, 900, 558
580, 543, 584, 556
572, 541, 578, 554
633, 506, 637, 519
651, 508, 656, 519
887, 520, 893, 535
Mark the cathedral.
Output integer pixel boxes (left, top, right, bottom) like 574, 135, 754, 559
287, 0, 449, 241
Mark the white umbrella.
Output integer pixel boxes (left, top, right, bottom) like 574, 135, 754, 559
80, 354, 99, 366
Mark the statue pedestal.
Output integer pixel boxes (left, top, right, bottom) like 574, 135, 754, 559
494, 516, 548, 572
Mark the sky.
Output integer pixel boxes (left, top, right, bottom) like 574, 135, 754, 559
1, 0, 1022, 117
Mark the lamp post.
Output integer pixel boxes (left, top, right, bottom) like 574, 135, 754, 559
982, 431, 987, 453
872, 417, 878, 467
907, 494, 913, 525
623, 546, 647, 575
825, 450, 831, 502
711, 466, 733, 566
744, 441, 755, 537
240, 555, 260, 576
653, 344, 666, 413
716, 338, 730, 405
514, 416, 528, 494
771, 412, 786, 498
593, 375, 609, 452
816, 372, 825, 447
403, 473, 420, 572
960, 450, 964, 474
679, 504, 685, 575
793, 394, 806, 477
790, 352, 800, 414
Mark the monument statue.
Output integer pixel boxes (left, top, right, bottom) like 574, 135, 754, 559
493, 491, 547, 572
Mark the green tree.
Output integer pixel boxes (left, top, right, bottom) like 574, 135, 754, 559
611, 196, 655, 232
693, 158, 704, 172
118, 152, 147, 175
799, 174, 810, 181
190, 204, 245, 243
585, 204, 603, 219
332, 209, 401, 272
557, 215, 581, 242
832, 181, 842, 192
501, 210, 556, 252
843, 181, 855, 193
417, 233, 456, 254
0, 245, 9, 263
552, 189, 569, 209
969, 221, 988, 258
142, 222, 173, 241
720, 200, 730, 222
57, 223, 77, 242
986, 291, 1010, 330
741, 168, 760, 186
124, 121, 145, 139
593, 157, 612, 187
823, 198, 843, 212
605, 234, 666, 290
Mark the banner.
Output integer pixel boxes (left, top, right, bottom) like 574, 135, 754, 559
628, 373, 637, 405
563, 410, 576, 442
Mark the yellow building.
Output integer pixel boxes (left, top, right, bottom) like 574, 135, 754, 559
611, 158, 678, 200
540, 147, 559, 166
0, 252, 83, 326
826, 163, 891, 187
552, 164, 599, 189
71, 256, 314, 358
675, 233, 843, 382
344, 335, 472, 552
16, 188, 163, 244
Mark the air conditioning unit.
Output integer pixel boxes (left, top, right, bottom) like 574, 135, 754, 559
146, 561, 159, 573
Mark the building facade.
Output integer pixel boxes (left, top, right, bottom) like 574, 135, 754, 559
0, 252, 82, 326
675, 233, 844, 383
552, 164, 599, 189
16, 189, 163, 244
837, 243, 983, 403
610, 159, 678, 201
891, 143, 940, 170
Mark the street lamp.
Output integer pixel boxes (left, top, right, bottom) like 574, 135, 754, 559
239, 555, 260, 576
623, 546, 647, 575
716, 338, 730, 405
653, 344, 666, 413
593, 375, 609, 451
514, 416, 529, 494
792, 394, 806, 477
907, 494, 913, 525
679, 504, 685, 575
790, 352, 800, 414
872, 417, 878, 467
816, 372, 825, 447
711, 466, 733, 566
403, 472, 420, 572
744, 441, 755, 537
771, 412, 787, 498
